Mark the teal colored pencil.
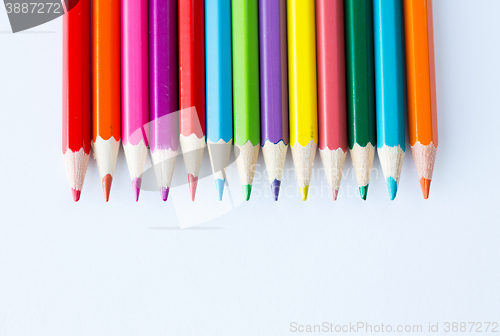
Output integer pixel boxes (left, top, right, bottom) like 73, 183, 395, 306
373, 0, 406, 200
206, 0, 233, 201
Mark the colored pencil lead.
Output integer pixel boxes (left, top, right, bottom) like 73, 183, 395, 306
271, 179, 281, 201
386, 177, 398, 201
72, 188, 81, 202
300, 186, 309, 202
160, 187, 169, 202
243, 184, 252, 201
132, 178, 142, 202
215, 179, 225, 201
188, 174, 199, 201
359, 185, 368, 201
331, 188, 339, 201
102, 174, 112, 202
420, 178, 431, 200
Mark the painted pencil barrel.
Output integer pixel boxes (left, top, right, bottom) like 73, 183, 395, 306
373, 0, 406, 200
345, 0, 376, 200
287, 0, 318, 201
63, 0, 91, 202
259, 0, 289, 200
206, 0, 233, 200
92, 0, 121, 201
206, 0, 232, 145
121, 0, 149, 200
232, 0, 261, 201
149, 0, 178, 201
316, 0, 347, 200
403, 0, 438, 199
259, 0, 288, 146
150, 0, 178, 153
232, 0, 260, 147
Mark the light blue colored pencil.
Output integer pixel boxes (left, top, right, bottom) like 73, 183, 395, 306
206, 0, 233, 201
373, 0, 406, 200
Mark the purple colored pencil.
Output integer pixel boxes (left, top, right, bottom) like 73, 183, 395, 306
149, 0, 179, 201
259, 0, 289, 201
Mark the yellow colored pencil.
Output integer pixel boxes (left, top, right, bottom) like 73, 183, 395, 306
287, 0, 318, 201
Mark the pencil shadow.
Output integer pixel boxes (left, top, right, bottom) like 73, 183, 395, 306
149, 227, 225, 231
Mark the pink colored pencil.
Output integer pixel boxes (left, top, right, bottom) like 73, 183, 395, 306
121, 0, 150, 201
316, 0, 348, 200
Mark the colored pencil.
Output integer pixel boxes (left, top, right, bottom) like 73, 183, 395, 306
345, 0, 377, 200
232, 0, 261, 201
259, 0, 289, 201
150, 0, 178, 202
179, 0, 206, 201
92, 0, 121, 202
403, 0, 438, 199
287, 0, 318, 201
316, 0, 348, 201
63, 0, 90, 202
121, 0, 149, 201
373, 0, 406, 201
206, 0, 233, 201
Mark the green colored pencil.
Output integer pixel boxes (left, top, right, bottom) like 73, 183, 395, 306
232, 0, 260, 201
345, 0, 377, 200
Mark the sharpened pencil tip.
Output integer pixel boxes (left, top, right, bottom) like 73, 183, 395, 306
420, 178, 431, 199
102, 174, 112, 202
359, 185, 368, 201
271, 179, 281, 201
243, 184, 252, 201
132, 178, 142, 202
386, 177, 398, 201
331, 189, 339, 201
188, 174, 198, 201
71, 188, 81, 202
300, 186, 309, 201
160, 187, 169, 201
215, 179, 225, 201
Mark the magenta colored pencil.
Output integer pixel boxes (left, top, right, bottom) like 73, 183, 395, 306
259, 0, 289, 201
121, 0, 149, 201
149, 0, 178, 201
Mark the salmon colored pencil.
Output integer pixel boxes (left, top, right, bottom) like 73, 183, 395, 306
63, 0, 91, 202
121, 0, 149, 201
404, 0, 438, 199
92, 0, 121, 202
179, 0, 206, 201
316, 0, 347, 201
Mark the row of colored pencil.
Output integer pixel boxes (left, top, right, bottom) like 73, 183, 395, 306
63, 0, 438, 202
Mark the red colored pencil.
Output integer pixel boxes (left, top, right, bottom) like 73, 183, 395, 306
62, 0, 91, 202
179, 0, 206, 201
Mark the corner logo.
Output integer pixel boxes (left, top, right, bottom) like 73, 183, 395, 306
4, 0, 78, 33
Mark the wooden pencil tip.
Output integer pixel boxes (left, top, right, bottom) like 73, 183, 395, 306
188, 174, 198, 201
71, 188, 81, 202
300, 186, 309, 201
102, 174, 112, 202
420, 178, 431, 199
132, 178, 142, 202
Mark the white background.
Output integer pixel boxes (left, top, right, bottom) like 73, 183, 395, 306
0, 0, 499, 335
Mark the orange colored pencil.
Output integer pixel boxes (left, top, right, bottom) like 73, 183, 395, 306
403, 0, 438, 199
92, 0, 121, 202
